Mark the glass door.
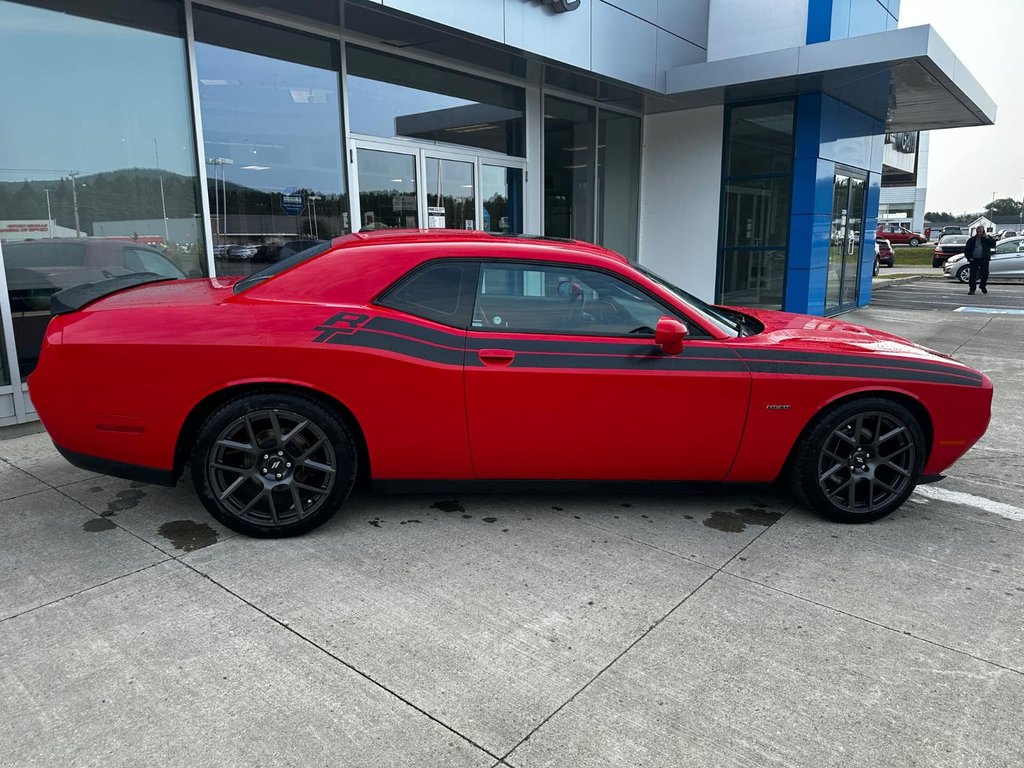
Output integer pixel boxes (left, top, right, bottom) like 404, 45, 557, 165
826, 171, 867, 315
355, 146, 419, 230
351, 140, 525, 235
424, 155, 475, 230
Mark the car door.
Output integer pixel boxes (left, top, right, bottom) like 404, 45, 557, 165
463, 261, 752, 482
991, 238, 1024, 277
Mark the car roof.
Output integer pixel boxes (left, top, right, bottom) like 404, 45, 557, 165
331, 228, 630, 264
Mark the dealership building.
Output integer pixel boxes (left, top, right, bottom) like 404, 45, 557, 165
0, 0, 995, 426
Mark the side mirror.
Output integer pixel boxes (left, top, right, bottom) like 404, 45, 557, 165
655, 315, 687, 355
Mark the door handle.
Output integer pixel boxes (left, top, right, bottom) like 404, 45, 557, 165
478, 349, 515, 366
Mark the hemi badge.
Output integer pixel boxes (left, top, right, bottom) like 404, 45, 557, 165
766, 404, 791, 411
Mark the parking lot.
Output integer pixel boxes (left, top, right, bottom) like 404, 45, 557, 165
1, 277, 1021, 768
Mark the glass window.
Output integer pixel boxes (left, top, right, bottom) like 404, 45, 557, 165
346, 45, 526, 157
718, 100, 795, 309
379, 261, 476, 327
597, 112, 641, 261
194, 7, 349, 278
725, 102, 795, 177
0, 0, 205, 382
722, 177, 791, 249
474, 263, 672, 336
481, 166, 523, 235
544, 97, 596, 243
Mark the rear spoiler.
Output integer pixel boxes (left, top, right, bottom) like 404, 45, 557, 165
50, 274, 176, 315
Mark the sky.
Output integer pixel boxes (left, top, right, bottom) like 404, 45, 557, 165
899, 0, 1024, 215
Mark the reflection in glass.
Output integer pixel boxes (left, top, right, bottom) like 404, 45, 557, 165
481, 166, 522, 235
357, 150, 418, 230
544, 97, 596, 242
346, 45, 525, 157
425, 159, 475, 230
0, 0, 204, 381
725, 101, 795, 177
597, 112, 641, 261
826, 173, 865, 313
194, 8, 349, 277
722, 177, 792, 248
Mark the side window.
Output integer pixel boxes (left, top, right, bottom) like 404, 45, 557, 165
378, 261, 476, 327
473, 262, 680, 336
124, 248, 184, 278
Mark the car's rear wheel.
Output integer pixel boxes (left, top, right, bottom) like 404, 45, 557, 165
956, 265, 971, 284
191, 392, 357, 537
789, 398, 925, 523
908, 237, 921, 246
873, 257, 880, 276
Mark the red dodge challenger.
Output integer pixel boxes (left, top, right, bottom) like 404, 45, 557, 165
29, 230, 992, 537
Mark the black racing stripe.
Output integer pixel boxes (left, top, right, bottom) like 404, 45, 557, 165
466, 336, 739, 358
323, 328, 464, 365
744, 361, 984, 387
470, 352, 748, 372
366, 316, 465, 347
736, 347, 984, 383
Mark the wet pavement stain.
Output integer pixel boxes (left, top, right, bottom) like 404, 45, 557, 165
462, 514, 472, 519
368, 518, 383, 528
83, 518, 116, 532
703, 507, 784, 533
431, 500, 465, 513
157, 520, 219, 552
551, 506, 564, 511
89, 486, 103, 493
103, 489, 147, 517
482, 517, 498, 523
399, 520, 422, 525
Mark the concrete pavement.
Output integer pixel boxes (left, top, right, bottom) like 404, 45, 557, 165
1, 281, 1022, 767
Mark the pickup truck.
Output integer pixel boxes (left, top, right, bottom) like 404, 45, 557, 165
876, 223, 929, 246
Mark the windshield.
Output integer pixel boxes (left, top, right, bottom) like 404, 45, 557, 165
633, 264, 740, 337
233, 241, 333, 293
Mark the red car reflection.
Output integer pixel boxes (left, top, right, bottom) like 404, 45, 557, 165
30, 231, 992, 537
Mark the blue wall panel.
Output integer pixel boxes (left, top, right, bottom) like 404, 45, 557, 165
806, 0, 834, 44
784, 266, 829, 315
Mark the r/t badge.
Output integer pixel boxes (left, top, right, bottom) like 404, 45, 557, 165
313, 312, 371, 343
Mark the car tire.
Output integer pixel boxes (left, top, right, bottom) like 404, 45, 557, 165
908, 238, 921, 247
191, 392, 357, 537
789, 398, 925, 524
932, 258, 943, 268
956, 265, 971, 284
873, 258, 880, 276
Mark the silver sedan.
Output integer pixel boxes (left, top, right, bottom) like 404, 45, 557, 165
944, 236, 1024, 283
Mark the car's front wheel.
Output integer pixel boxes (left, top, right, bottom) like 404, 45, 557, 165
873, 257, 880, 276
956, 265, 971, 284
191, 392, 357, 537
789, 398, 925, 523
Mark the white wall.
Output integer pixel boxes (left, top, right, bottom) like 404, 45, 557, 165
638, 106, 724, 303
705, 0, 807, 61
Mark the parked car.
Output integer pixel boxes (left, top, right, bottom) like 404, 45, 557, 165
876, 223, 927, 246
876, 238, 894, 267
3, 237, 190, 376
944, 235, 1024, 283
932, 234, 968, 267
227, 244, 258, 260
995, 229, 1018, 240
30, 230, 992, 538
939, 226, 968, 238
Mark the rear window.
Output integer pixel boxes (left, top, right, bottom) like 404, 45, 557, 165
940, 235, 967, 245
234, 241, 333, 293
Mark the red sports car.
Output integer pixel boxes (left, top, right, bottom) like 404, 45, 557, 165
29, 231, 992, 537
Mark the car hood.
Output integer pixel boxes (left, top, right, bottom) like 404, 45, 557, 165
727, 306, 970, 367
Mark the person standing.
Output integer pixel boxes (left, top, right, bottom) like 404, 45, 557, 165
962, 225, 996, 294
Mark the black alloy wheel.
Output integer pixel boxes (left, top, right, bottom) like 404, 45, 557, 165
790, 398, 925, 523
192, 393, 357, 537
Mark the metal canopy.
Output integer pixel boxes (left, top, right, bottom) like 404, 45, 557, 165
661, 25, 995, 131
